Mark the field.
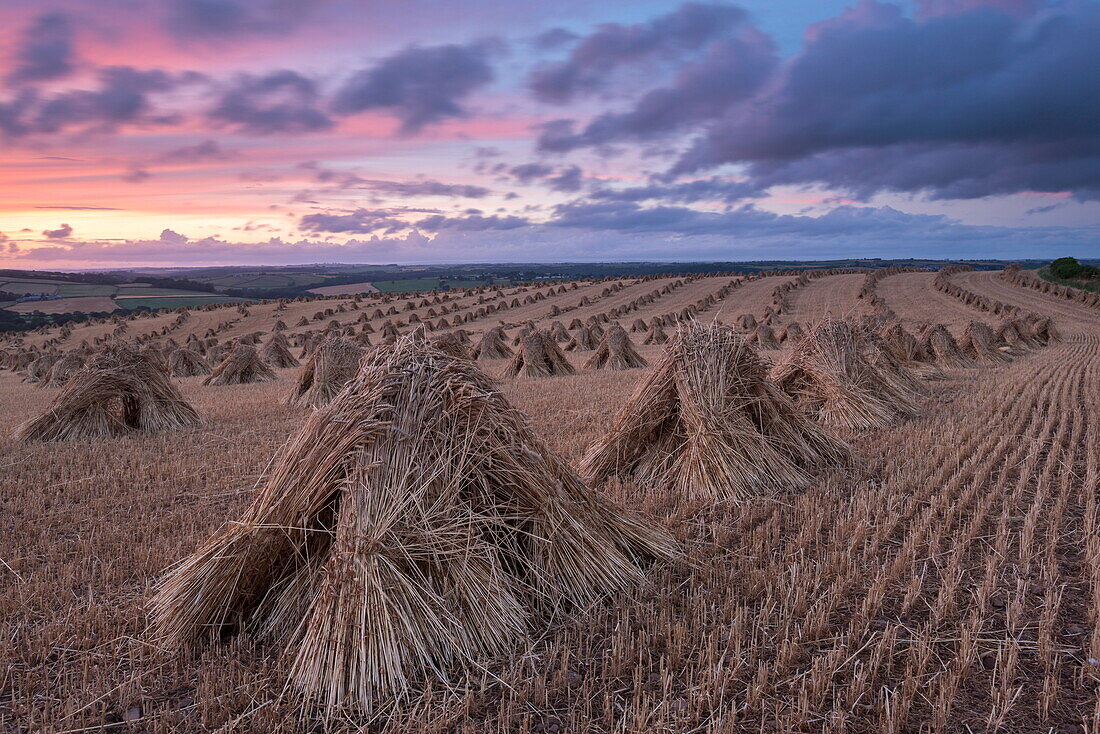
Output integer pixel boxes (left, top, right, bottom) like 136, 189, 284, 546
5, 296, 120, 314
195, 273, 330, 290
1, 268, 1098, 732
306, 281, 381, 296
369, 277, 493, 293
110, 296, 250, 310
0, 278, 251, 315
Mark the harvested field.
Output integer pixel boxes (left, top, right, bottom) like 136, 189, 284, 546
306, 281, 381, 296
6, 296, 119, 314
778, 272, 871, 326
2, 269, 1098, 733
876, 271, 987, 333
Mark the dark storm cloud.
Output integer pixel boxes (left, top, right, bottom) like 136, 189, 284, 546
367, 180, 491, 198
331, 42, 496, 134
668, 1, 1100, 199
589, 177, 760, 204
546, 165, 583, 193
304, 165, 492, 198
531, 27, 580, 51
0, 66, 190, 138
508, 162, 554, 183
209, 70, 332, 134
7, 13, 75, 85
157, 139, 237, 162
537, 1, 1100, 202
415, 213, 530, 231
505, 163, 584, 192
915, 0, 1043, 18
299, 208, 404, 234
550, 199, 967, 239
165, 0, 323, 39
529, 2, 752, 104
735, 140, 1100, 202
536, 31, 776, 153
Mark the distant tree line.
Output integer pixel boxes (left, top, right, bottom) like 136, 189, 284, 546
0, 308, 117, 333
132, 276, 218, 292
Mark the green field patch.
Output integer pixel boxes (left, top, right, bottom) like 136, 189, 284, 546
196, 272, 327, 290
371, 278, 445, 293
372, 277, 505, 293
1, 280, 61, 296
55, 283, 118, 297
115, 287, 215, 297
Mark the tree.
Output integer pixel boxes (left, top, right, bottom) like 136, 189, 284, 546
1049, 257, 1083, 279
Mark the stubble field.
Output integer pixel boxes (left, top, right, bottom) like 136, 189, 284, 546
1, 268, 1097, 733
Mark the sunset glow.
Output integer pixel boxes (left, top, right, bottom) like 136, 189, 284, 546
0, 0, 1097, 267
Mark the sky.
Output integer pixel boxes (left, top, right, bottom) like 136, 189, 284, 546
0, 0, 1098, 268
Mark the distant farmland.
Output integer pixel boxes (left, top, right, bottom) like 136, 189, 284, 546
0, 277, 250, 314
307, 281, 380, 296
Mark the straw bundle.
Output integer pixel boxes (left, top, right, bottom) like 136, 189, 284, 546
204, 344, 276, 386
959, 321, 1010, 363
17, 344, 200, 441
168, 348, 211, 377
549, 321, 570, 342
564, 326, 599, 352
381, 321, 401, 340
261, 333, 301, 369
878, 323, 923, 363
643, 324, 669, 345
771, 318, 922, 429
43, 353, 85, 389
1031, 316, 1061, 344
149, 337, 675, 714
918, 324, 975, 368
736, 314, 757, 330
579, 322, 848, 502
474, 326, 513, 360
584, 324, 648, 370
778, 322, 803, 345
141, 345, 166, 367
10, 351, 36, 373
286, 337, 364, 409
431, 331, 471, 359
504, 329, 576, 378
749, 323, 779, 349
855, 327, 928, 400
994, 318, 1031, 349
24, 354, 54, 384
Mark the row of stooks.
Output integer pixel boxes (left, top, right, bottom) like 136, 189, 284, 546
1, 268, 738, 344
8, 272, 686, 362
2, 269, 745, 386
1001, 263, 1100, 309
7, 307, 1059, 418
4, 265, 849, 356
7, 311, 1060, 717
